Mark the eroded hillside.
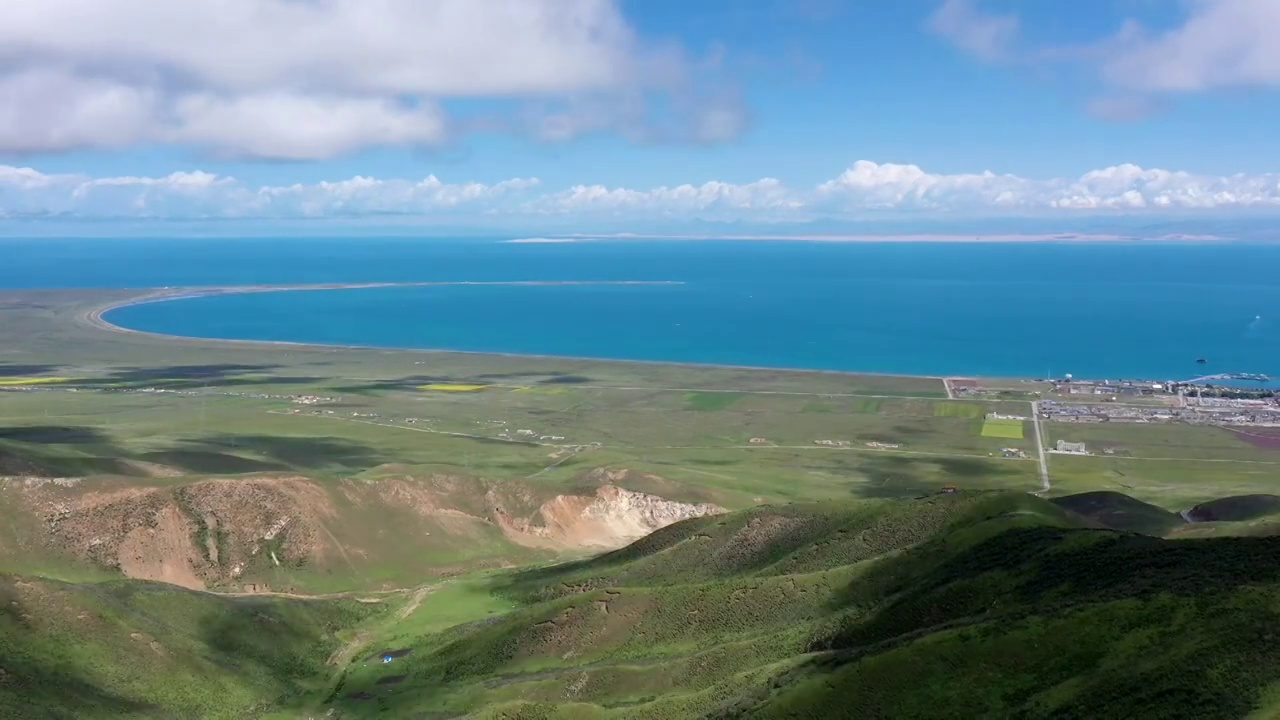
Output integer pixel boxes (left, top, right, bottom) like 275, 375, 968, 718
3, 490, 1279, 719
0, 468, 723, 593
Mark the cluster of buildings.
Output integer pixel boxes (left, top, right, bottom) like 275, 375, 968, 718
1039, 399, 1280, 427
1052, 380, 1171, 397
292, 395, 337, 405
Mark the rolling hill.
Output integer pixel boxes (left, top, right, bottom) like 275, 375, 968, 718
323, 491, 1280, 719
2, 490, 1279, 719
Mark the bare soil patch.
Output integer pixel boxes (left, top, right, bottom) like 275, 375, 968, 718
116, 505, 206, 590
494, 484, 722, 550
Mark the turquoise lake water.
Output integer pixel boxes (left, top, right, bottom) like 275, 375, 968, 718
4, 237, 1278, 381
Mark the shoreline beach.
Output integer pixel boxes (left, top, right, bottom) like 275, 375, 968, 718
540, 232, 1230, 243
79, 283, 950, 382
80, 281, 1273, 386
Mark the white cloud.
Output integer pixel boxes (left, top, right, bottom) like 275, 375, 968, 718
0, 0, 741, 158
926, 0, 1280, 117
257, 175, 540, 216
927, 0, 1019, 62
171, 94, 449, 161
533, 178, 800, 217
3, 160, 1280, 220
815, 161, 1033, 210
1102, 0, 1280, 92
0, 70, 159, 153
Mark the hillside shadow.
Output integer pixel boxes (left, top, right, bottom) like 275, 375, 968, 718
538, 374, 592, 385
0, 363, 64, 376
473, 371, 596, 385
329, 374, 449, 394
173, 434, 391, 472
136, 450, 287, 474
0, 583, 158, 716
75, 364, 324, 389
0, 426, 147, 476
106, 364, 284, 381
333, 371, 596, 394
0, 427, 387, 476
195, 600, 340, 704
0, 425, 113, 444
851, 455, 1019, 499
822, 527, 1280, 642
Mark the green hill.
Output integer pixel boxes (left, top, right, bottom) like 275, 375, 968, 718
4, 491, 1280, 719
323, 492, 1280, 719
0, 575, 386, 719
1049, 490, 1186, 536
1186, 494, 1280, 523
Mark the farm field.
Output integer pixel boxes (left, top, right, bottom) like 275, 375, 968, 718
1045, 420, 1280, 463
981, 417, 1025, 439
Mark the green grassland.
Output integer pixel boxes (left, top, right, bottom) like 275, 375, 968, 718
312, 493, 1280, 719
1046, 420, 1279, 462
0, 291, 1038, 508
5, 492, 1278, 718
931, 400, 985, 418
0, 573, 387, 719
981, 417, 1025, 439
2, 288, 1280, 717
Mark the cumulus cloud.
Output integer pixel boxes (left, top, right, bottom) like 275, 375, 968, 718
171, 94, 449, 161
927, 0, 1280, 118
533, 178, 800, 217
1101, 0, 1280, 92
0, 70, 159, 153
0, 0, 743, 158
4, 160, 1280, 221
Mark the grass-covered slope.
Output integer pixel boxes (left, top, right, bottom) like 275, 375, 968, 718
4, 491, 1279, 719
1186, 494, 1280, 523
0, 575, 386, 719
322, 490, 1280, 720
1049, 489, 1186, 535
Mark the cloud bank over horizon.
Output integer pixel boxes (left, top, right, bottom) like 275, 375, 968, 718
931, 0, 1280, 119
4, 160, 1280, 223
0, 0, 742, 160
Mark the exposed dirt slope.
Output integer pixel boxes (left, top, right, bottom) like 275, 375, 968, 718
0, 470, 723, 591
494, 485, 724, 549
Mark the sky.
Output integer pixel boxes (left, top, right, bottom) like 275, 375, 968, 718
3, 0, 1280, 232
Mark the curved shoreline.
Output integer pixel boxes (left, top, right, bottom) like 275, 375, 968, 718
78, 282, 948, 381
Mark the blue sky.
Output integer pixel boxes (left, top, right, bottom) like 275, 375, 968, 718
2, 0, 1280, 230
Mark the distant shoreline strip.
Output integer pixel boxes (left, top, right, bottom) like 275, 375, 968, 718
77, 281, 949, 382
502, 233, 1229, 244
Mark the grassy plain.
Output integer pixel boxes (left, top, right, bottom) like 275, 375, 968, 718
2, 288, 1280, 718
0, 290, 1035, 506
0, 287, 1275, 526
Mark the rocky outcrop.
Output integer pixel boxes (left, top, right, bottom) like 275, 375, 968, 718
497, 484, 724, 549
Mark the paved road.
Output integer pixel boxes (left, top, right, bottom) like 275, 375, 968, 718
1031, 400, 1050, 493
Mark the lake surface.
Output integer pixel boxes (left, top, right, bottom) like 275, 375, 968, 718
4, 237, 1279, 381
